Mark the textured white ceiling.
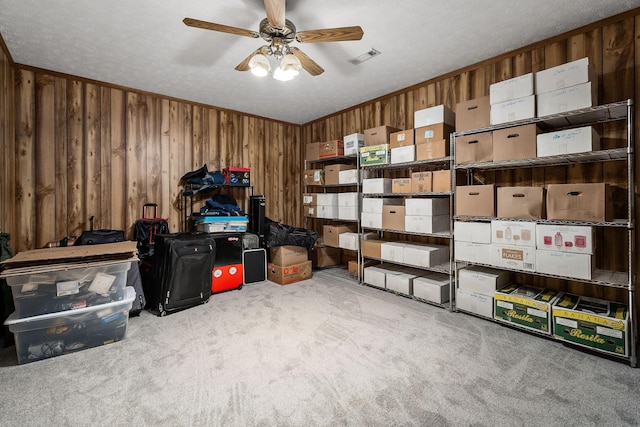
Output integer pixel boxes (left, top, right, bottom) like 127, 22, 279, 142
1, 0, 639, 124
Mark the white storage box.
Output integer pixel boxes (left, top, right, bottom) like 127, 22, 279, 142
414, 105, 456, 127
363, 178, 392, 194
390, 145, 416, 164
536, 126, 600, 157
338, 192, 359, 207
537, 82, 597, 117
316, 193, 339, 206
405, 198, 450, 216
380, 242, 407, 263
454, 221, 492, 244
490, 95, 536, 125
454, 241, 492, 264
338, 205, 358, 221
491, 220, 536, 247
360, 212, 383, 229
338, 232, 377, 251
386, 270, 421, 295
403, 243, 449, 268
338, 169, 359, 184
489, 73, 534, 105
536, 250, 593, 280
536, 224, 595, 255
535, 57, 596, 94
413, 273, 450, 303
405, 215, 449, 234
343, 133, 365, 156
458, 266, 511, 295
456, 288, 493, 319
491, 244, 536, 271
362, 197, 403, 213
363, 264, 400, 288
5, 286, 135, 364
317, 205, 339, 219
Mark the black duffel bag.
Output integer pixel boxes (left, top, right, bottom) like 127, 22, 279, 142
76, 216, 125, 245
264, 217, 317, 252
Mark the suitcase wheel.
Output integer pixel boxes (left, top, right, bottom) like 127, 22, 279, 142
158, 303, 166, 317
237, 284, 243, 290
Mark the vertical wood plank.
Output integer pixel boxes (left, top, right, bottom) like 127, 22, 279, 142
35, 74, 55, 248
67, 80, 85, 237
126, 93, 148, 235
147, 95, 162, 211
160, 99, 171, 221
54, 77, 68, 238
84, 83, 101, 228
100, 86, 112, 229
110, 89, 127, 231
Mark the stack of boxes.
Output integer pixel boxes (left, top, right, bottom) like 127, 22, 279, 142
456, 266, 510, 319
536, 57, 597, 117
267, 245, 313, 285
404, 198, 449, 234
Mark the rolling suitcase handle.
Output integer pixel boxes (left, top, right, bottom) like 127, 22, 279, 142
143, 203, 158, 219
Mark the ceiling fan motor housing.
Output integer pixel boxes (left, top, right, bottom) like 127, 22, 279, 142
259, 18, 296, 43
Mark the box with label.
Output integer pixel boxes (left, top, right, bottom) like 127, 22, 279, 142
324, 164, 355, 185
458, 266, 510, 294
362, 178, 392, 194
431, 170, 451, 192
305, 142, 319, 161
413, 272, 450, 304
410, 172, 432, 193
323, 224, 356, 248
270, 245, 308, 267
406, 212, 449, 233
312, 246, 342, 268
491, 244, 536, 271
552, 293, 628, 356
490, 73, 535, 105
454, 221, 492, 243
537, 126, 601, 157
392, 178, 412, 194
303, 205, 317, 218
339, 169, 358, 185
403, 243, 449, 268
318, 205, 339, 219
456, 288, 493, 318
364, 126, 401, 146
380, 242, 407, 263
361, 212, 382, 229
492, 124, 539, 162
382, 205, 406, 231
537, 82, 597, 117
389, 129, 415, 149
316, 193, 338, 206
391, 145, 416, 164
416, 140, 449, 160
536, 224, 594, 254
267, 260, 313, 285
405, 198, 450, 216
546, 183, 613, 222
536, 250, 593, 280
455, 185, 495, 217
361, 239, 387, 259
362, 197, 403, 213
360, 144, 390, 166
338, 192, 359, 207
303, 169, 324, 185
319, 140, 344, 159
454, 241, 492, 264
455, 96, 491, 132
414, 123, 455, 144
343, 133, 365, 156
496, 186, 544, 220
338, 205, 358, 221
491, 219, 536, 247
490, 95, 536, 125
414, 104, 456, 127
302, 193, 318, 206
494, 284, 560, 334
535, 57, 596, 94
455, 131, 493, 164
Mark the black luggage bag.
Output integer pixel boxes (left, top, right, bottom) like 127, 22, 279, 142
76, 216, 125, 245
146, 232, 216, 316
134, 203, 169, 259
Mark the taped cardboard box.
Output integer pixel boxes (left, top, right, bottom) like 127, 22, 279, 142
303, 169, 324, 185
455, 184, 495, 217
496, 186, 544, 220
546, 183, 613, 222
268, 260, 313, 285
312, 246, 342, 269
455, 96, 491, 132
431, 170, 451, 193
348, 259, 379, 278
416, 140, 449, 160
410, 172, 432, 193
302, 193, 318, 206
392, 178, 412, 194
494, 284, 560, 334
455, 131, 493, 164
382, 205, 405, 231
361, 239, 388, 259
389, 129, 415, 149
492, 124, 539, 162
324, 164, 355, 185
270, 245, 308, 266
305, 142, 319, 161
319, 140, 344, 159
364, 126, 400, 146
414, 123, 454, 144
323, 224, 357, 248
303, 205, 318, 218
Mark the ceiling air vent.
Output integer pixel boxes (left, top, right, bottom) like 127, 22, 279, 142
349, 48, 381, 65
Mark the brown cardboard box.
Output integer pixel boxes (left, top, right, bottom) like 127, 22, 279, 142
546, 183, 613, 222
497, 186, 544, 219
382, 205, 406, 231
348, 259, 379, 278
270, 245, 309, 266
364, 126, 401, 146
392, 178, 412, 193
268, 260, 313, 285
312, 246, 342, 268
303, 205, 318, 218
323, 224, 357, 248
416, 140, 449, 160
319, 140, 344, 158
414, 124, 454, 144
411, 171, 432, 193
305, 142, 320, 161
361, 239, 387, 259
455, 96, 491, 132
492, 124, 539, 162
302, 193, 318, 206
303, 169, 324, 185
390, 129, 415, 149
455, 185, 495, 217
324, 164, 356, 185
455, 131, 493, 164
432, 170, 451, 192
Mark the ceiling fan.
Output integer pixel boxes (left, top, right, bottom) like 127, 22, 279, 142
183, 0, 364, 80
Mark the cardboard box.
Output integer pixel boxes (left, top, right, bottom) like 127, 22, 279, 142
403, 243, 449, 267
494, 284, 560, 334
490, 244, 536, 271
536, 224, 594, 255
303, 205, 318, 218
431, 170, 451, 192
270, 245, 308, 266
405, 198, 450, 216
405, 213, 449, 234
348, 259, 378, 278
343, 133, 365, 156
302, 193, 317, 206
414, 104, 456, 127
552, 293, 628, 356
360, 212, 383, 229
339, 169, 358, 185
489, 73, 535, 104
324, 164, 355, 185
338, 192, 359, 207
323, 224, 356, 248
496, 186, 544, 219
416, 140, 449, 160
458, 266, 510, 294
491, 219, 536, 247
319, 140, 344, 158
410, 172, 432, 193
360, 144, 390, 166
454, 221, 491, 243
267, 260, 313, 285
338, 205, 358, 221
317, 205, 338, 219
537, 126, 601, 157
537, 82, 597, 117
312, 246, 342, 268
456, 288, 494, 318
339, 232, 377, 251
490, 95, 536, 125
413, 272, 450, 303
380, 242, 407, 263
390, 145, 415, 164
362, 178, 392, 194
455, 96, 491, 132
492, 124, 539, 162
536, 250, 593, 280
362, 197, 403, 213
455, 131, 493, 164
382, 205, 405, 231
386, 270, 422, 295
455, 185, 495, 217
414, 123, 454, 144
364, 126, 400, 146
454, 241, 492, 264
535, 57, 596, 94
361, 239, 387, 259
390, 129, 415, 149
364, 264, 400, 288
392, 178, 412, 194
546, 183, 613, 222
305, 142, 319, 161
317, 193, 338, 206
303, 169, 324, 185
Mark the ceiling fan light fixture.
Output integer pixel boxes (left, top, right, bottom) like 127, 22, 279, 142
249, 53, 270, 76
273, 65, 295, 81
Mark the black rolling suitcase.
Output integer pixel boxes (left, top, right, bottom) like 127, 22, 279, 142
146, 232, 215, 316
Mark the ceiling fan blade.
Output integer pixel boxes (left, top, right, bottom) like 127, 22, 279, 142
290, 47, 324, 76
183, 18, 259, 39
235, 46, 269, 71
296, 26, 364, 43
264, 0, 286, 28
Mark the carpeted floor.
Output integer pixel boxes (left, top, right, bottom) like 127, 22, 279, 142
1, 268, 639, 426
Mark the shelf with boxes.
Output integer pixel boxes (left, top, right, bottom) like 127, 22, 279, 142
451, 57, 635, 365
